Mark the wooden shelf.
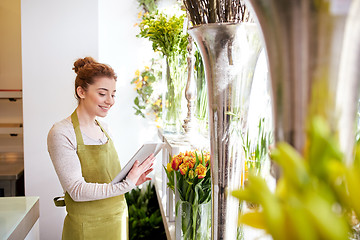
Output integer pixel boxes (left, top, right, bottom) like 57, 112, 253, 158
0, 123, 23, 135
0, 90, 22, 99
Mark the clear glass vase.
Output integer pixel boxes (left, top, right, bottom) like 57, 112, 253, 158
194, 50, 209, 136
179, 201, 211, 240
189, 23, 262, 240
162, 55, 187, 134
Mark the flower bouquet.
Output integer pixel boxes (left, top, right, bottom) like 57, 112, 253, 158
164, 150, 211, 240
137, 11, 188, 133
131, 59, 163, 123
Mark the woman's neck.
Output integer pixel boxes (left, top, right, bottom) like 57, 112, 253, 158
76, 105, 97, 127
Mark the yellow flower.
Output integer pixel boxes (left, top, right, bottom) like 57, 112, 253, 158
183, 156, 196, 169
135, 81, 143, 90
179, 163, 189, 175
188, 169, 195, 179
144, 76, 149, 82
166, 162, 173, 173
137, 11, 143, 19
144, 66, 150, 71
133, 23, 138, 27
135, 69, 140, 77
195, 164, 207, 179
155, 99, 161, 106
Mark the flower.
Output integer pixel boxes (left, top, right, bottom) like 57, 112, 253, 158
154, 99, 161, 106
195, 164, 207, 179
166, 162, 173, 173
135, 81, 143, 90
164, 150, 211, 240
137, 11, 142, 19
135, 69, 140, 77
179, 163, 189, 175
188, 169, 195, 179
171, 155, 183, 170
183, 156, 196, 168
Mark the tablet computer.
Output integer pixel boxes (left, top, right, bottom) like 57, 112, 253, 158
111, 142, 164, 184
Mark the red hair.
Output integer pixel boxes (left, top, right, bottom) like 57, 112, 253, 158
73, 57, 117, 100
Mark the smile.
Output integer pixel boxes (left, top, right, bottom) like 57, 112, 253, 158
99, 105, 110, 111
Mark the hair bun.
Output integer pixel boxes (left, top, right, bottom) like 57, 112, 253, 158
73, 57, 97, 74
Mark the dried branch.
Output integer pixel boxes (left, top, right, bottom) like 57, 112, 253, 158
183, 0, 252, 26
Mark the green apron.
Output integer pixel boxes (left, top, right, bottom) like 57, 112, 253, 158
61, 109, 128, 240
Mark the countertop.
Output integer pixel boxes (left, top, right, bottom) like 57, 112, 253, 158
0, 196, 39, 240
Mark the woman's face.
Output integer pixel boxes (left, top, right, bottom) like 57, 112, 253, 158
77, 76, 116, 118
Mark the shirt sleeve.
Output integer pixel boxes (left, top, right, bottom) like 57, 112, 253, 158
47, 121, 136, 202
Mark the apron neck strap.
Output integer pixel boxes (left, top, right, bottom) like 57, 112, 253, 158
71, 109, 84, 145
95, 120, 111, 140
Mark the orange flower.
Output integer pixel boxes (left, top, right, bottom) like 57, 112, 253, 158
203, 152, 210, 166
195, 164, 207, 179
183, 156, 196, 169
179, 163, 189, 175
171, 155, 183, 171
185, 151, 195, 158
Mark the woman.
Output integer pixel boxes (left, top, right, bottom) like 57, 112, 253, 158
47, 57, 155, 239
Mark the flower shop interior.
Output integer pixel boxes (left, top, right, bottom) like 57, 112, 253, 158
1, 0, 360, 239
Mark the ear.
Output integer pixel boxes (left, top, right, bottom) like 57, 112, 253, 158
76, 86, 86, 99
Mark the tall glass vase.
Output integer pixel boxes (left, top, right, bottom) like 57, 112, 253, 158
245, 0, 359, 165
162, 55, 187, 134
189, 23, 262, 240
194, 50, 209, 136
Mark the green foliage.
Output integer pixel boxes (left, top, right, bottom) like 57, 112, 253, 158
131, 60, 162, 120
125, 183, 166, 240
137, 11, 188, 59
137, 0, 158, 13
232, 116, 360, 240
242, 118, 272, 175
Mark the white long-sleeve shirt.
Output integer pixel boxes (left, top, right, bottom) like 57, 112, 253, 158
47, 118, 135, 202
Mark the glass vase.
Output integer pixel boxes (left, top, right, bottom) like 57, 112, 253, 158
245, 0, 359, 165
194, 50, 209, 137
179, 201, 211, 240
162, 55, 187, 134
189, 23, 262, 240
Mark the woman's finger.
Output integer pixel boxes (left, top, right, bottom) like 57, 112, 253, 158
140, 155, 155, 169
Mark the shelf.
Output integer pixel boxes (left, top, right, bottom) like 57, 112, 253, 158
0, 134, 23, 153
0, 123, 23, 135
0, 90, 22, 100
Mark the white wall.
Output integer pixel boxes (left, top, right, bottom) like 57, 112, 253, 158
98, 0, 158, 165
22, 0, 158, 239
21, 0, 99, 239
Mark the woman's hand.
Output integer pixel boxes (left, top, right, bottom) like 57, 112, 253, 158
127, 154, 155, 186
